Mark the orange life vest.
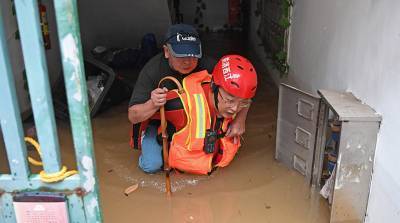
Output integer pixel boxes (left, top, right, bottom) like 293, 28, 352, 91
168, 70, 240, 174
130, 70, 241, 174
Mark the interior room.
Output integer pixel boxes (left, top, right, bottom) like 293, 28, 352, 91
1, 0, 399, 222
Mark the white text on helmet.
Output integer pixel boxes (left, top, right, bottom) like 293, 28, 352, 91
222, 67, 231, 75
221, 57, 238, 81
222, 57, 231, 75
224, 73, 241, 81
222, 57, 230, 62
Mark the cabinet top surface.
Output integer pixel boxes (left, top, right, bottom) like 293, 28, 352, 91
318, 89, 382, 122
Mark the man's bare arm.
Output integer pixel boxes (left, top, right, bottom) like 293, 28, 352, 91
128, 87, 168, 124
128, 100, 159, 124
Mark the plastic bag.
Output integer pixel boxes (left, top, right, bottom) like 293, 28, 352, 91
87, 74, 105, 108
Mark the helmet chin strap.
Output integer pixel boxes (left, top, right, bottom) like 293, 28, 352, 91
212, 82, 220, 112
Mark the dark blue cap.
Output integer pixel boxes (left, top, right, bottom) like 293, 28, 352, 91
165, 24, 202, 58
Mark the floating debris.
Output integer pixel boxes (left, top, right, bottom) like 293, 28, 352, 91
124, 183, 139, 196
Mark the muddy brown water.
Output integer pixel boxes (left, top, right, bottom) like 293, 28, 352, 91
89, 76, 330, 223
0, 78, 330, 222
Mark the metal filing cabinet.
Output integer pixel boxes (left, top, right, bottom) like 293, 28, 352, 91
275, 84, 382, 223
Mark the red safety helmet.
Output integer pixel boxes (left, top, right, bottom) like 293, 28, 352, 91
212, 55, 257, 99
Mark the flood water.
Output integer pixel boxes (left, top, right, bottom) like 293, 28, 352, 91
87, 66, 330, 222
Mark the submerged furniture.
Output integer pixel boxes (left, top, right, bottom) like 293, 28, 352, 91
276, 84, 381, 223
53, 57, 116, 120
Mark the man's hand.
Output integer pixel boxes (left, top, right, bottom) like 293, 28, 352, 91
128, 87, 168, 124
225, 107, 249, 144
150, 87, 168, 107
225, 116, 246, 144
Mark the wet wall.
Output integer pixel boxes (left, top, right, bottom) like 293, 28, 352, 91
263, 0, 400, 222
77, 0, 171, 55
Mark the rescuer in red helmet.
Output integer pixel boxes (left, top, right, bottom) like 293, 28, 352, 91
211, 54, 257, 118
